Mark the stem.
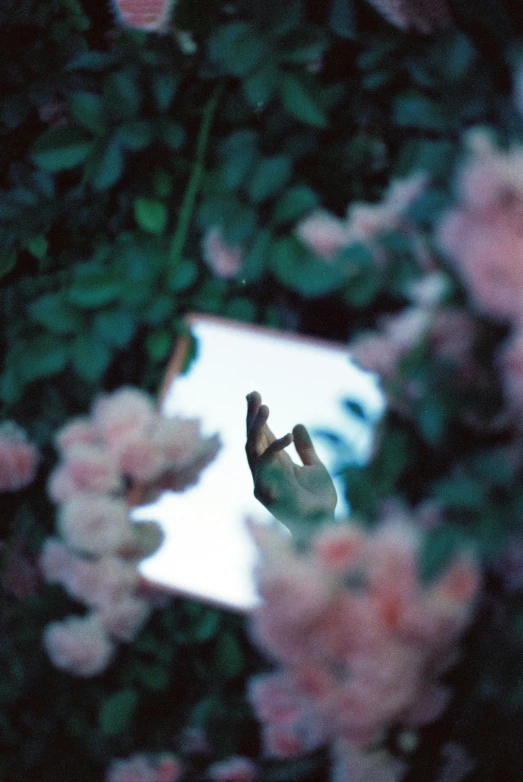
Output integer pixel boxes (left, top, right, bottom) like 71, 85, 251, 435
168, 81, 225, 268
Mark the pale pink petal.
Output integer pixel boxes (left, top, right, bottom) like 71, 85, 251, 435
43, 614, 115, 676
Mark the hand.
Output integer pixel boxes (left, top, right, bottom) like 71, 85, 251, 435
245, 391, 337, 526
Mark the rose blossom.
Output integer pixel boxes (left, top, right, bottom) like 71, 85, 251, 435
106, 752, 182, 782
202, 226, 243, 279
0, 422, 39, 492
295, 210, 350, 259
39, 537, 75, 582
95, 595, 151, 641
92, 387, 157, 448
43, 614, 115, 676
58, 493, 133, 555
207, 756, 257, 782
48, 444, 123, 500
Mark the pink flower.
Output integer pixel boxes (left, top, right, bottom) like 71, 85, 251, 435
39, 537, 75, 583
155, 433, 221, 493
119, 520, 165, 561
202, 227, 243, 279
0, 422, 39, 492
58, 493, 133, 555
312, 523, 365, 571
363, 0, 451, 34
295, 210, 350, 259
48, 444, 123, 501
207, 756, 257, 782
429, 308, 478, 365
62, 555, 138, 608
111, 0, 176, 32
95, 595, 151, 641
106, 753, 182, 782
332, 739, 406, 782
113, 434, 169, 483
43, 614, 115, 676
55, 417, 101, 453
92, 387, 157, 448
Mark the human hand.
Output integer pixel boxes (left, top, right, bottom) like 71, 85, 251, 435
245, 391, 337, 527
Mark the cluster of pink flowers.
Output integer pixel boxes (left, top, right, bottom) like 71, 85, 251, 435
202, 226, 244, 279
436, 129, 523, 415
106, 752, 182, 782
295, 173, 427, 262
349, 306, 432, 381
246, 515, 480, 780
363, 0, 451, 34
41, 387, 220, 676
437, 130, 523, 325
0, 421, 39, 492
111, 0, 175, 32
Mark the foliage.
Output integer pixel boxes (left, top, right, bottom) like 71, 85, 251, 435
1, 0, 523, 779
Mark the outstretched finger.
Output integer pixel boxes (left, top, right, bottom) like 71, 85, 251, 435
246, 404, 273, 468
246, 391, 262, 434
292, 424, 321, 466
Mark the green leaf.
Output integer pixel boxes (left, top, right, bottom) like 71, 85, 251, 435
329, 0, 357, 38
103, 70, 140, 119
243, 63, 279, 107
99, 689, 138, 737
278, 27, 326, 65
208, 23, 266, 76
146, 330, 172, 362
158, 120, 184, 149
116, 120, 154, 151
140, 665, 170, 691
25, 235, 48, 259
134, 198, 168, 234
152, 72, 180, 111
274, 184, 318, 223
32, 128, 92, 172
215, 630, 244, 678
72, 332, 112, 382
69, 91, 106, 134
94, 309, 135, 347
0, 250, 16, 279
394, 91, 451, 132
247, 156, 292, 203
280, 74, 327, 128
222, 201, 257, 245
69, 267, 123, 308
19, 335, 68, 382
433, 477, 485, 510
168, 258, 198, 291
28, 293, 82, 334
242, 228, 271, 283
85, 138, 124, 191
271, 236, 345, 297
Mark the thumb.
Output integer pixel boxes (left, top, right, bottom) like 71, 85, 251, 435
292, 424, 320, 466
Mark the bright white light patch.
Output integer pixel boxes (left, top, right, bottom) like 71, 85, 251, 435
136, 316, 384, 611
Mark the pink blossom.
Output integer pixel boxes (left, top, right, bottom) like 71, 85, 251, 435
39, 537, 75, 583
312, 523, 365, 571
58, 493, 133, 555
155, 433, 221, 493
92, 387, 157, 448
55, 417, 101, 453
429, 308, 478, 365
113, 434, 169, 482
62, 556, 138, 608
111, 0, 176, 32
48, 444, 123, 500
207, 756, 257, 782
106, 753, 182, 782
346, 173, 427, 245
295, 210, 350, 259
0, 422, 39, 492
363, 0, 450, 34
202, 227, 243, 279
96, 596, 151, 641
43, 614, 115, 676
